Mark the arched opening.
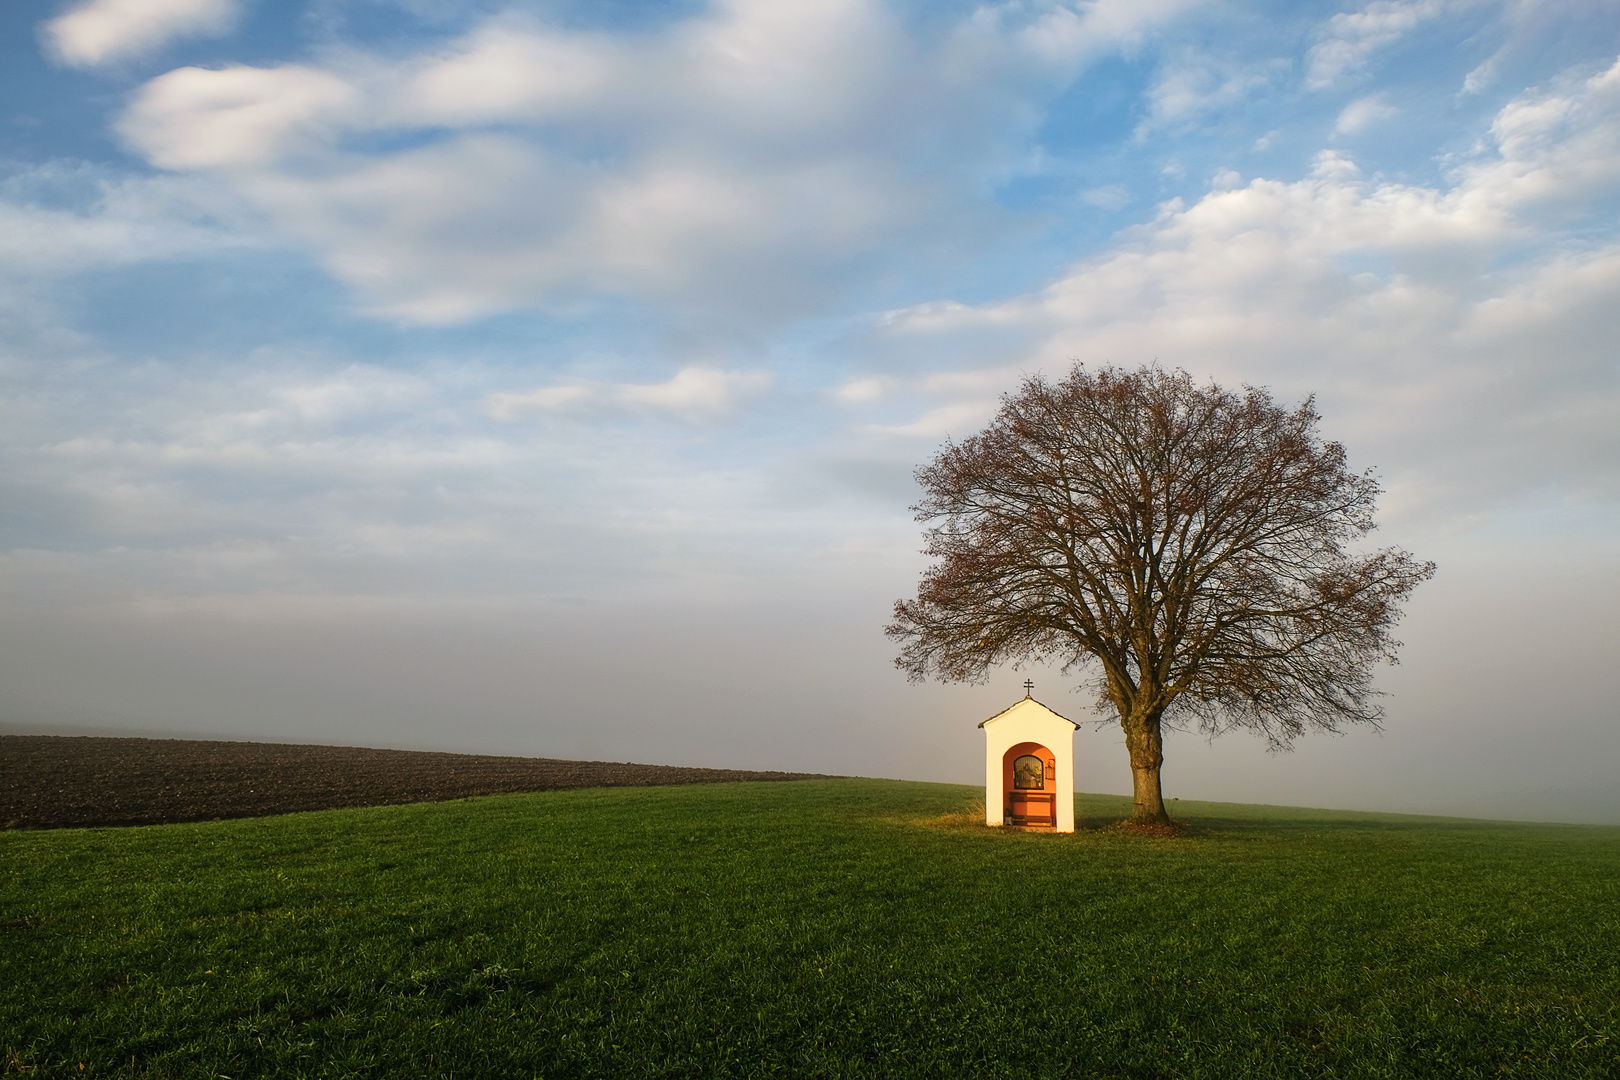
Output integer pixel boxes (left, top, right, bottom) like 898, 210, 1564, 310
1003, 742, 1057, 828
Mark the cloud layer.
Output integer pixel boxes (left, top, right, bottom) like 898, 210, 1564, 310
872, 56, 1620, 518
112, 0, 1192, 324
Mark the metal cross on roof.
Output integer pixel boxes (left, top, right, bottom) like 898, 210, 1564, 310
1023, 679, 1034, 696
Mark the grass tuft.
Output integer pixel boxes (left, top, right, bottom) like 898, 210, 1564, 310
918, 799, 987, 828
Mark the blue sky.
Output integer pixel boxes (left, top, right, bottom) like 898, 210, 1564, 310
4, 0, 1619, 822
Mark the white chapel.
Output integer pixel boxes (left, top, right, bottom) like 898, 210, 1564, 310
979, 686, 1077, 832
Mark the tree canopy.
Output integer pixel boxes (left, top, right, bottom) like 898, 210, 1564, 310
887, 364, 1435, 824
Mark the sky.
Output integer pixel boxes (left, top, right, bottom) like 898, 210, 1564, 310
3, 0, 1618, 824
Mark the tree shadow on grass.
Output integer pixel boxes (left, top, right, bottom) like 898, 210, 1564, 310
915, 803, 1214, 841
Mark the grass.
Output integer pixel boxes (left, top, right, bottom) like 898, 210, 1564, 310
3, 779, 1618, 1078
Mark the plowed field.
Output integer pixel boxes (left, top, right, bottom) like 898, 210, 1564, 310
0, 735, 826, 829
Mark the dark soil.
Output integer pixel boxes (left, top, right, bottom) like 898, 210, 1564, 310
0, 736, 831, 830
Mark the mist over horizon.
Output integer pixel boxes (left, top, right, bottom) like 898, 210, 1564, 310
3, 0, 1617, 825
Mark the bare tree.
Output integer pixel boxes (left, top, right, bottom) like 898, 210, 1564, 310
888, 364, 1435, 825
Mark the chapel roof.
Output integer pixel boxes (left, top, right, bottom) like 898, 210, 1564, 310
977, 694, 1079, 729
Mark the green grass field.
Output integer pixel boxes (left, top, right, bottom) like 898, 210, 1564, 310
3, 779, 1617, 1078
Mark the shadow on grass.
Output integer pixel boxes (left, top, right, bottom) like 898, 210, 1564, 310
916, 799, 1207, 840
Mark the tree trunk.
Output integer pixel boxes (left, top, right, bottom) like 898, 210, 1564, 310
1123, 713, 1170, 825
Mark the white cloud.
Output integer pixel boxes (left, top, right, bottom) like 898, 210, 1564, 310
1462, 47, 1505, 95
112, 0, 1194, 326
1335, 93, 1401, 133
392, 18, 616, 126
488, 367, 772, 423
120, 64, 358, 170
836, 376, 894, 403
1459, 55, 1620, 216
484, 385, 592, 418
1012, 0, 1200, 64
1139, 52, 1280, 132
0, 164, 241, 283
1458, 0, 1612, 96
870, 400, 1000, 439
43, 0, 240, 69
618, 366, 771, 417
0, 191, 187, 277
1305, 0, 1447, 90
1309, 149, 1362, 179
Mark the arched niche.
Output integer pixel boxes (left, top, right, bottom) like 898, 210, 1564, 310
1002, 741, 1057, 827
